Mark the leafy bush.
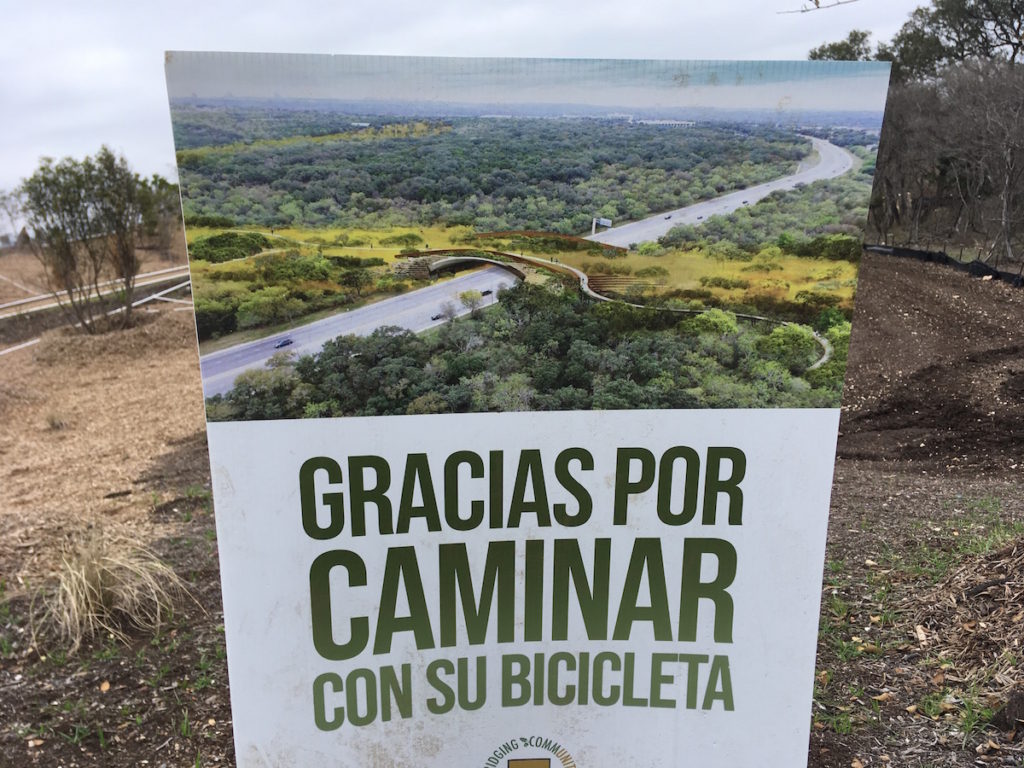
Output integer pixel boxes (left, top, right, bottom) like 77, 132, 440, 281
681, 308, 739, 336
700, 275, 749, 289
380, 232, 423, 247
757, 324, 819, 375
634, 266, 669, 278
183, 213, 236, 228
781, 234, 862, 262
327, 255, 385, 268
583, 261, 632, 275
189, 232, 270, 263
795, 290, 841, 311
741, 260, 783, 272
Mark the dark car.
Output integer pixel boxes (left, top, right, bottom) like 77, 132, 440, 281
664, 214, 672, 219
273, 338, 294, 349
430, 313, 444, 321
481, 289, 493, 296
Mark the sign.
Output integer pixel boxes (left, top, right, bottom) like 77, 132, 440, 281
210, 409, 837, 765
165, 53, 891, 766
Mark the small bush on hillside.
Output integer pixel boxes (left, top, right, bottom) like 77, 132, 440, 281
700, 275, 749, 290
189, 232, 270, 263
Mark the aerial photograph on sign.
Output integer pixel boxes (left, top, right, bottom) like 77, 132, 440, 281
165, 54, 891, 419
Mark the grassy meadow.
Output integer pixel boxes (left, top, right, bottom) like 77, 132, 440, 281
186, 223, 857, 310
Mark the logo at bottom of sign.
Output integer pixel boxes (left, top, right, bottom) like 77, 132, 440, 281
482, 737, 578, 768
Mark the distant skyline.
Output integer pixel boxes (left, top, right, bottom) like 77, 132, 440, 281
166, 54, 890, 115
0, 0, 924, 203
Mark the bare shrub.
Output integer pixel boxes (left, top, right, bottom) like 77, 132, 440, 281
35, 528, 186, 653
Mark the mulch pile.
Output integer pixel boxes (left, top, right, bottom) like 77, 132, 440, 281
32, 310, 195, 366
917, 542, 1024, 709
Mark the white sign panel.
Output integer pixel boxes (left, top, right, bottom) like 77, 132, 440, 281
209, 408, 837, 765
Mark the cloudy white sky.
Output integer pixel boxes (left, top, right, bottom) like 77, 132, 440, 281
0, 0, 922, 196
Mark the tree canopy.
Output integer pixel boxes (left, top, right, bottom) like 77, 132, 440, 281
205, 282, 849, 421
17, 148, 174, 331
809, 0, 1023, 81
810, 0, 1024, 265
171, 114, 807, 234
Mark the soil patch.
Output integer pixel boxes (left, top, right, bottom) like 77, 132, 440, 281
811, 253, 1024, 767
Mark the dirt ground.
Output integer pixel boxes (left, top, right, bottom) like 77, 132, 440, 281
0, 250, 1022, 766
812, 253, 1024, 767
0, 308, 224, 767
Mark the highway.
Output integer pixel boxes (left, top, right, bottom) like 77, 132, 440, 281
199, 266, 517, 397
586, 137, 855, 248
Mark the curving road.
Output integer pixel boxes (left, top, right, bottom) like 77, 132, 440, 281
586, 137, 855, 248
199, 266, 517, 397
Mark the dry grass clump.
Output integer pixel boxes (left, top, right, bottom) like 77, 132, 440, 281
45, 412, 71, 430
36, 528, 186, 653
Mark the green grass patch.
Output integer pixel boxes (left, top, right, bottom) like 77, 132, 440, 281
879, 497, 1023, 582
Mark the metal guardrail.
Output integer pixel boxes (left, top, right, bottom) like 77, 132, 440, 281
0, 265, 190, 314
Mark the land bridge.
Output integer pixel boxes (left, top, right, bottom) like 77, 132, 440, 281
428, 255, 527, 281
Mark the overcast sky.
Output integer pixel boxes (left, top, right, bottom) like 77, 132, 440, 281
0, 0, 923, 196
166, 55, 891, 115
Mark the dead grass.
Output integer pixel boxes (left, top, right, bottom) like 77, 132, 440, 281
0, 308, 207, 585
34, 527, 187, 654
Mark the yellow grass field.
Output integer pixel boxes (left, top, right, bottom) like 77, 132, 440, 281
184, 225, 857, 311
185, 224, 475, 264
554, 247, 859, 307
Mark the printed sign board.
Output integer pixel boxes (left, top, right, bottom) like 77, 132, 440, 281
165, 53, 891, 766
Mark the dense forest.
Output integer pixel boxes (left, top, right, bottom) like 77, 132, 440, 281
810, 0, 1024, 265
172, 113, 808, 234
205, 281, 851, 420
659, 163, 875, 252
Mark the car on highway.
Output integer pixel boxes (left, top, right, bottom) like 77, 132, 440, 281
664, 214, 672, 219
431, 313, 444, 321
274, 338, 294, 348
481, 289, 493, 296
